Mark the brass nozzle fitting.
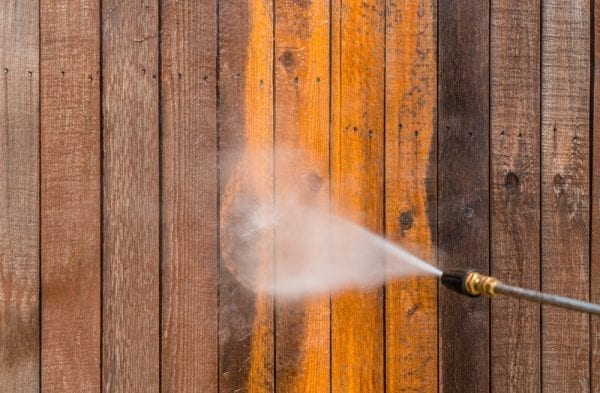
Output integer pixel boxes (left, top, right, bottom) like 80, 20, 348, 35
464, 271, 499, 298
440, 269, 500, 298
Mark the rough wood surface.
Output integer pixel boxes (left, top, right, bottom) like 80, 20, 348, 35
218, 0, 275, 391
330, 0, 385, 391
40, 0, 101, 391
541, 1, 591, 392
438, 1, 490, 392
3, 3, 600, 392
490, 0, 541, 392
384, 1, 437, 391
160, 1, 218, 391
274, 0, 330, 392
593, 1, 600, 389
0, 1, 40, 391
102, 0, 160, 391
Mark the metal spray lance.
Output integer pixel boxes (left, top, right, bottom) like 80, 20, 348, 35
441, 270, 600, 315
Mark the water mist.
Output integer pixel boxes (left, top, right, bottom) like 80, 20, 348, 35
219, 147, 441, 299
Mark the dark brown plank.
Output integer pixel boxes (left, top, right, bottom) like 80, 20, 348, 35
541, 1, 591, 391
218, 0, 275, 391
102, 0, 160, 391
490, 0, 541, 392
330, 0, 385, 391
160, 1, 218, 391
40, 0, 101, 391
593, 0, 600, 388
274, 0, 330, 391
438, 1, 489, 392
0, 0, 40, 390
384, 1, 437, 391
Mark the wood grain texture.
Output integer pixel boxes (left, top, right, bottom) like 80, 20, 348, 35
490, 0, 541, 392
0, 0, 40, 391
218, 0, 274, 391
541, 1, 591, 392
102, 0, 160, 391
593, 1, 600, 389
40, 0, 101, 391
274, 0, 330, 392
438, 1, 489, 392
330, 0, 385, 391
384, 1, 437, 391
160, 1, 218, 391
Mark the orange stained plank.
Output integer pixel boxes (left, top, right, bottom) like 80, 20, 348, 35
40, 0, 101, 391
384, 0, 437, 391
274, 0, 330, 391
331, 0, 385, 391
240, 3, 274, 389
218, 0, 274, 391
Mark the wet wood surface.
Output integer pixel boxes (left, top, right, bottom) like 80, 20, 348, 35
0, 1, 597, 392
384, 0, 437, 391
330, 0, 385, 391
218, 0, 275, 391
438, 1, 490, 392
274, 0, 330, 391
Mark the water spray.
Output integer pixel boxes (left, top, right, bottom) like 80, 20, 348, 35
441, 270, 600, 315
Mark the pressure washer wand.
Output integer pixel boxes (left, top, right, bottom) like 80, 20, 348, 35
441, 270, 600, 315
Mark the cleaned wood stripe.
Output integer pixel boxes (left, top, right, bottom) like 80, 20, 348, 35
218, 0, 275, 391
384, 0, 438, 391
331, 0, 385, 391
274, 0, 330, 391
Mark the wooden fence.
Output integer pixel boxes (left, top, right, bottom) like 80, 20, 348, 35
0, 0, 598, 391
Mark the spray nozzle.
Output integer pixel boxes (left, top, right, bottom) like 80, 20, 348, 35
441, 270, 499, 298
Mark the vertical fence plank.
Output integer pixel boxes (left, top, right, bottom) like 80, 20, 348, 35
593, 0, 600, 388
218, 0, 274, 391
40, 0, 101, 391
274, 0, 330, 392
384, 0, 437, 391
102, 0, 160, 390
490, 1, 541, 392
438, 1, 489, 392
160, 0, 218, 391
541, 1, 591, 391
0, 1, 39, 391
330, 0, 385, 391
